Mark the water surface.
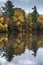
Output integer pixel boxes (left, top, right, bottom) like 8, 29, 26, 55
0, 33, 43, 65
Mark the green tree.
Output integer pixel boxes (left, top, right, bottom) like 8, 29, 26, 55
2, 0, 14, 21
32, 6, 38, 23
2, 0, 15, 32
32, 6, 39, 29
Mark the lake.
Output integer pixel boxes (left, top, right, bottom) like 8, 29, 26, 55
0, 33, 43, 65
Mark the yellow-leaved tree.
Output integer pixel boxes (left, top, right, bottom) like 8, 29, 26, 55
13, 8, 26, 32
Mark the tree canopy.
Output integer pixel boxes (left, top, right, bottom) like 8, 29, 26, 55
2, 0, 14, 20
32, 6, 38, 23
13, 8, 26, 23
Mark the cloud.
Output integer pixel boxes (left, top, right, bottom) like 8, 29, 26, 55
19, 0, 29, 2
19, 0, 36, 3
0, 0, 6, 2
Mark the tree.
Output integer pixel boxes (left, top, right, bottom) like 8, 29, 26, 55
13, 8, 26, 32
14, 8, 26, 24
2, 0, 15, 32
32, 6, 38, 23
32, 6, 39, 29
26, 13, 32, 27
2, 0, 14, 21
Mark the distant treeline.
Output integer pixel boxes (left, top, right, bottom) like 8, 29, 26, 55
0, 0, 43, 33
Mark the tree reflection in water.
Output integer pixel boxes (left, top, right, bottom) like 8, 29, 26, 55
0, 33, 43, 61
31, 34, 39, 56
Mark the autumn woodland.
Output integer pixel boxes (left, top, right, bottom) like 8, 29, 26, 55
0, 0, 43, 33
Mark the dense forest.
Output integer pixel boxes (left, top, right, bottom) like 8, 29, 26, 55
0, 0, 43, 33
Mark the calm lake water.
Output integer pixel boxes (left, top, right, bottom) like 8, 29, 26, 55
0, 33, 43, 65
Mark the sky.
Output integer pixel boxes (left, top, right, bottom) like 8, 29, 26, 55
0, 0, 43, 14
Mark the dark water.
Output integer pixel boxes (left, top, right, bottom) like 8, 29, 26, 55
0, 33, 43, 65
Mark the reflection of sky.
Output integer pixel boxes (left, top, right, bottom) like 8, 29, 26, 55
0, 48, 43, 65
